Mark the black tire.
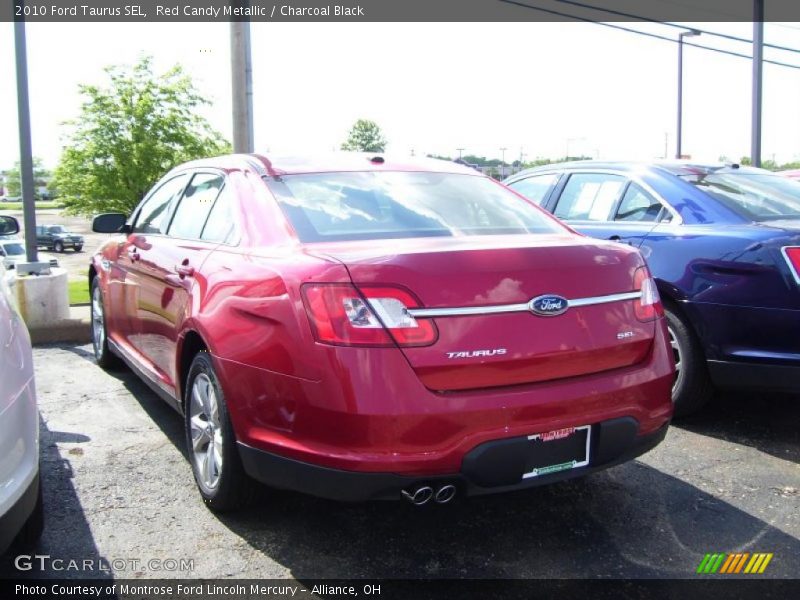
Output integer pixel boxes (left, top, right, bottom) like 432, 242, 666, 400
13, 478, 44, 550
53, 240, 64, 253
90, 278, 120, 369
665, 304, 714, 417
74, 245, 83, 252
184, 352, 253, 511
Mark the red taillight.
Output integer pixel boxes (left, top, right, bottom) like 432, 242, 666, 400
633, 266, 664, 322
784, 247, 800, 283
301, 284, 437, 347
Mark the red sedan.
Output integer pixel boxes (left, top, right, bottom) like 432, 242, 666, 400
89, 154, 674, 510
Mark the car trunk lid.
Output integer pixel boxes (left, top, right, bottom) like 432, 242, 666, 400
308, 234, 656, 391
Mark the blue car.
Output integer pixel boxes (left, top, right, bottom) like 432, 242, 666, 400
504, 162, 800, 416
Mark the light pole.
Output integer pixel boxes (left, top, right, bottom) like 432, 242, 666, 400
752, 0, 764, 167
676, 29, 701, 159
500, 147, 507, 178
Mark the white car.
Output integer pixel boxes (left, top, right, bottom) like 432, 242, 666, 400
0, 239, 27, 271
0, 215, 42, 554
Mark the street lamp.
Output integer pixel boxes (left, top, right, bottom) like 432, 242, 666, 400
500, 147, 507, 178
676, 29, 701, 159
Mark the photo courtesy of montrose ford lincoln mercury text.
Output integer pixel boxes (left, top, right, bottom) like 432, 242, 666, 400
89, 153, 674, 511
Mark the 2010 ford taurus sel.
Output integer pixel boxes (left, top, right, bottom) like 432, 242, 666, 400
89, 154, 674, 510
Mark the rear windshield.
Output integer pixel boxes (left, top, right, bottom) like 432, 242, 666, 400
266, 171, 563, 243
680, 172, 800, 221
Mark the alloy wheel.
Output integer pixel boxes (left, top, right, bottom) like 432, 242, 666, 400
668, 324, 684, 394
91, 284, 105, 357
189, 373, 224, 491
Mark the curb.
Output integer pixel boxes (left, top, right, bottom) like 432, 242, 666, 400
27, 304, 92, 345
29, 318, 92, 345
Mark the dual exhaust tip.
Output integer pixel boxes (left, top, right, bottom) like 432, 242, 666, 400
401, 484, 457, 506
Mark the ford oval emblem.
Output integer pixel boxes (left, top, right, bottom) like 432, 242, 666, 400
529, 294, 569, 317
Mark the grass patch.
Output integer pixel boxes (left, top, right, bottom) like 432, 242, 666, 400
68, 279, 90, 305
0, 201, 65, 211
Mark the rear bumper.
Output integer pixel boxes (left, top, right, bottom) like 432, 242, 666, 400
0, 471, 39, 554
708, 360, 800, 392
238, 418, 669, 502
218, 319, 674, 475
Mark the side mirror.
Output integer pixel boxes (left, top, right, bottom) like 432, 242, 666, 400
0, 215, 20, 236
92, 213, 129, 234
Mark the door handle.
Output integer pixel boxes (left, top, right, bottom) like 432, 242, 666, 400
607, 235, 622, 242
175, 260, 194, 278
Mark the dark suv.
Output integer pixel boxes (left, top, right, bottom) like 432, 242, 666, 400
35, 225, 84, 253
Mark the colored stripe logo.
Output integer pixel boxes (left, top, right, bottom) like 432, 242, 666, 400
696, 553, 773, 574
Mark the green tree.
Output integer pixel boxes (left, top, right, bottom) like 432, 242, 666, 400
52, 56, 230, 215
4, 158, 51, 200
341, 119, 387, 152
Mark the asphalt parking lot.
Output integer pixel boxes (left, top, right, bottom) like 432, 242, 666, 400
1, 343, 799, 581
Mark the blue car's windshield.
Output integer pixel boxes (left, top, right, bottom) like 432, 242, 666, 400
681, 173, 800, 221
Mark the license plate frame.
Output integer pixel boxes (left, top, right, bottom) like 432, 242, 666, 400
522, 425, 591, 479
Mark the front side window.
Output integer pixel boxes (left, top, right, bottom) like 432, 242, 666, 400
508, 173, 559, 206
554, 173, 626, 221
614, 183, 664, 222
680, 172, 800, 221
133, 175, 188, 235
169, 173, 224, 240
266, 171, 564, 243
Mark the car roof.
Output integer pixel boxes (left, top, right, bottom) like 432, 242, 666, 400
507, 160, 775, 181
172, 152, 482, 178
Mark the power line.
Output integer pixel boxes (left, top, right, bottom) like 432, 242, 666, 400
548, 0, 800, 55
497, 0, 800, 70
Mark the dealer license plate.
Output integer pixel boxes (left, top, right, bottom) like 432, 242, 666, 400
522, 425, 591, 479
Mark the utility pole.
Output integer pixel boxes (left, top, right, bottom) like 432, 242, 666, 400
14, 11, 39, 265
500, 147, 507, 178
752, 0, 764, 167
456, 148, 464, 160
231, 9, 254, 153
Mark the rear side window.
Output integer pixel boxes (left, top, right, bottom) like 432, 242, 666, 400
614, 183, 664, 222
554, 173, 626, 221
201, 185, 238, 244
134, 175, 188, 234
169, 173, 224, 240
508, 173, 559, 205
266, 171, 563, 243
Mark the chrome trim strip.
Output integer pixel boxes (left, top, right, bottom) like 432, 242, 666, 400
782, 246, 800, 285
568, 291, 641, 307
408, 303, 531, 318
407, 291, 642, 318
